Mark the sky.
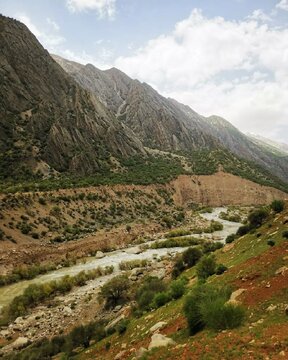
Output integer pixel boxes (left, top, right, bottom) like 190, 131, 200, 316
1, 0, 288, 144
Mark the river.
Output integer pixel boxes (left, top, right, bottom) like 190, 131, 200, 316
0, 207, 240, 311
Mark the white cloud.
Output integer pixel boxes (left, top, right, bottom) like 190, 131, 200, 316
15, 13, 65, 49
57, 48, 112, 69
247, 9, 272, 22
276, 0, 288, 11
66, 0, 116, 19
46, 17, 60, 31
115, 9, 288, 143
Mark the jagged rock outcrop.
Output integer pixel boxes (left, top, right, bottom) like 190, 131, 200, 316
0, 15, 145, 179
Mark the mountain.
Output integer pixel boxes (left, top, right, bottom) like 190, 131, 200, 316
0, 15, 145, 180
247, 133, 288, 156
1, 14, 288, 194
53, 55, 288, 184
52, 55, 219, 152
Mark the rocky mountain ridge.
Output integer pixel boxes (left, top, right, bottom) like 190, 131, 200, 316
0, 15, 145, 180
53, 55, 288, 184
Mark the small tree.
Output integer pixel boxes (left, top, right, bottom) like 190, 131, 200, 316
182, 247, 202, 268
99, 275, 130, 309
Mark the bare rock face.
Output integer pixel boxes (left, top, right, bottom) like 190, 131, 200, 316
0, 15, 145, 179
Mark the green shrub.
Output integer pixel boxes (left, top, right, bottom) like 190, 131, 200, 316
183, 284, 241, 335
182, 247, 202, 268
116, 319, 130, 334
166, 229, 192, 238
270, 200, 285, 213
153, 292, 171, 308
282, 230, 288, 239
267, 239, 275, 247
136, 277, 166, 310
38, 197, 46, 205
225, 234, 237, 244
215, 264, 228, 275
196, 255, 216, 280
151, 236, 201, 249
237, 225, 251, 236
172, 258, 185, 279
248, 208, 269, 228
169, 278, 187, 299
200, 300, 245, 330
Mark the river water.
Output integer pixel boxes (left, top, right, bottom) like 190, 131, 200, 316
0, 207, 240, 311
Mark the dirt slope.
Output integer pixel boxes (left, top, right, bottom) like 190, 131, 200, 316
172, 172, 288, 207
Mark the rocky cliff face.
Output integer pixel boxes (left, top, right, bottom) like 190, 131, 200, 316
54, 55, 288, 184
0, 15, 145, 179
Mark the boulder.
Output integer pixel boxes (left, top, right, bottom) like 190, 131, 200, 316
11, 337, 30, 350
149, 321, 167, 333
105, 314, 125, 332
114, 350, 126, 359
95, 251, 105, 259
125, 247, 142, 255
275, 266, 288, 276
148, 334, 176, 350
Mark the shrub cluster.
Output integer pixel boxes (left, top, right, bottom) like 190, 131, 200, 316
2, 266, 114, 322
183, 284, 245, 334
136, 276, 188, 311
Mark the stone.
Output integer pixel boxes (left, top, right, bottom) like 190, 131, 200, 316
11, 337, 30, 350
125, 247, 142, 255
114, 305, 122, 312
149, 321, 167, 333
63, 306, 73, 315
275, 266, 288, 276
148, 334, 176, 350
227, 288, 246, 305
105, 314, 125, 332
150, 268, 166, 280
266, 304, 277, 312
14, 317, 24, 324
0, 330, 10, 338
95, 251, 105, 259
114, 350, 126, 359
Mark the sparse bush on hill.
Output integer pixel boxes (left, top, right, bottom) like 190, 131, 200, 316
237, 224, 251, 236
267, 239, 275, 247
215, 264, 228, 275
225, 233, 237, 244
182, 247, 203, 268
248, 208, 269, 228
196, 255, 217, 281
270, 199, 285, 213
282, 230, 288, 239
136, 277, 167, 310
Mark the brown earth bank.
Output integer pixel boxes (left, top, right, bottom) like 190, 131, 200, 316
0, 172, 287, 272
